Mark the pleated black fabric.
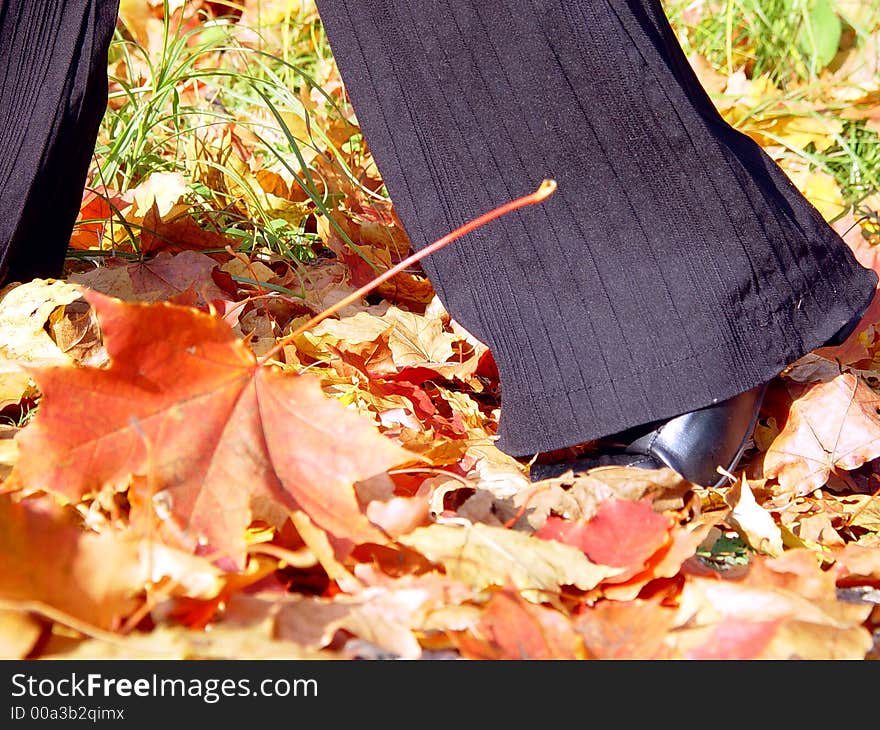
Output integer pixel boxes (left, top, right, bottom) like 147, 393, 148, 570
0, 0, 119, 284
314, 0, 878, 458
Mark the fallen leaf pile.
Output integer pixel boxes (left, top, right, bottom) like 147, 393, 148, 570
0, 0, 879, 660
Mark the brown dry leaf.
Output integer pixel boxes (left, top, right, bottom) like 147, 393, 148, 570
424, 442, 530, 527
220, 258, 278, 287
226, 578, 456, 660
763, 374, 880, 496
848, 496, 880, 533
274, 592, 424, 658
141, 543, 225, 600
363, 477, 433, 540
9, 290, 416, 566
782, 352, 846, 383
376, 271, 435, 311
140, 204, 238, 256
301, 311, 484, 402
383, 307, 457, 367
45, 298, 106, 367
289, 259, 389, 320
310, 306, 458, 370
70, 251, 228, 306
309, 311, 391, 347
831, 542, 880, 582
398, 522, 621, 601
236, 307, 280, 357
453, 589, 587, 659
0, 494, 144, 630
792, 511, 845, 547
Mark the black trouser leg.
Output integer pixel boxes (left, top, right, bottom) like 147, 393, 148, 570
0, 0, 120, 285
313, 0, 877, 457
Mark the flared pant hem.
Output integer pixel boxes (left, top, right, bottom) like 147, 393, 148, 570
494, 265, 878, 458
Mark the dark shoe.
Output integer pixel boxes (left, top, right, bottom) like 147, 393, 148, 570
623, 383, 767, 488
529, 451, 665, 481
528, 302, 872, 487
528, 384, 766, 488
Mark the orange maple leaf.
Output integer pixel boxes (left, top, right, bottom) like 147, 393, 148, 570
9, 290, 416, 566
537, 497, 672, 569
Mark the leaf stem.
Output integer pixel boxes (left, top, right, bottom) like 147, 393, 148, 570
258, 179, 557, 365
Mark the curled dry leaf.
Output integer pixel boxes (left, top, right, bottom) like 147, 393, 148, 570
725, 476, 785, 557
0, 279, 85, 408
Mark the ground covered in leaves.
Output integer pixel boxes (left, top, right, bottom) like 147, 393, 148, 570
1, 1, 880, 660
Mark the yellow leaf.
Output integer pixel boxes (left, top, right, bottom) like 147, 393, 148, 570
786, 168, 846, 221
762, 114, 842, 152
398, 523, 621, 601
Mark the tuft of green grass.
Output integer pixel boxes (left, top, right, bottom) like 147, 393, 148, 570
697, 532, 754, 570
823, 120, 880, 208
86, 1, 375, 268
664, 0, 880, 213
664, 0, 880, 87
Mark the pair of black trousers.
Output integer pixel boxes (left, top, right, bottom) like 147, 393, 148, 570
2, 1, 876, 460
